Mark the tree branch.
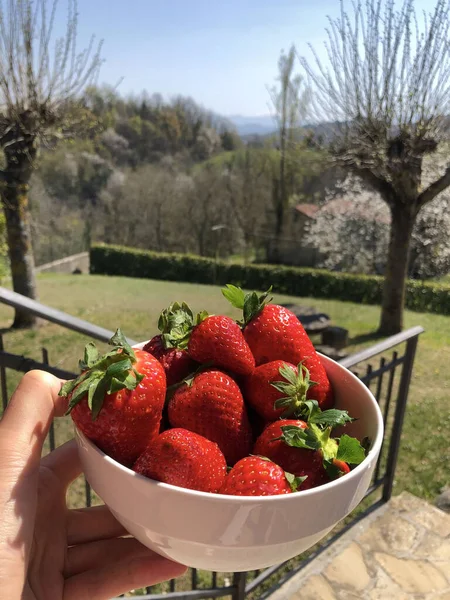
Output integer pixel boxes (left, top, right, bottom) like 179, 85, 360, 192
356, 169, 396, 207
334, 155, 397, 208
417, 166, 450, 209
0, 170, 7, 183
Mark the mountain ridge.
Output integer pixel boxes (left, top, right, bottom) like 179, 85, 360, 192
227, 114, 276, 136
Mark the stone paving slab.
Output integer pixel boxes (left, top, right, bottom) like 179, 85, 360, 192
267, 492, 450, 600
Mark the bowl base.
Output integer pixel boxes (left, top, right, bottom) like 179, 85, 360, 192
110, 508, 335, 572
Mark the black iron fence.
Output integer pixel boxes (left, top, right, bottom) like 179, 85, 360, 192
0, 287, 424, 600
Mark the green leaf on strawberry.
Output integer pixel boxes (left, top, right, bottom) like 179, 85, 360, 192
323, 460, 344, 480
158, 302, 196, 350
336, 434, 366, 465
283, 423, 339, 461
302, 399, 354, 428
90, 378, 109, 420
277, 424, 322, 451
284, 471, 308, 492
60, 328, 145, 421
59, 370, 90, 399
222, 284, 273, 326
66, 373, 98, 413
79, 342, 100, 370
243, 292, 262, 326
109, 328, 135, 357
196, 310, 209, 325
221, 284, 246, 309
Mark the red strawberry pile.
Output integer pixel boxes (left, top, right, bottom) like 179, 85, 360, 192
60, 285, 368, 497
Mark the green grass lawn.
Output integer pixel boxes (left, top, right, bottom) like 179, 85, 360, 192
0, 273, 448, 508
437, 274, 450, 284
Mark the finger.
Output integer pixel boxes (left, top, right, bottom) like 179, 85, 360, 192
67, 505, 127, 546
64, 547, 186, 600
65, 537, 151, 577
0, 370, 67, 475
41, 440, 82, 490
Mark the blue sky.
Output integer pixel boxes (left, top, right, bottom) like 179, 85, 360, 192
54, 0, 435, 117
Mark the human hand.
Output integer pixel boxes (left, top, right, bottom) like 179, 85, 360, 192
0, 370, 186, 599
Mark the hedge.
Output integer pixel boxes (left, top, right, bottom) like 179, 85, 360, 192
90, 244, 450, 316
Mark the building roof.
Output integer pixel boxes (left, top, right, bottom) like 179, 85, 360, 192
295, 196, 390, 225
294, 203, 320, 218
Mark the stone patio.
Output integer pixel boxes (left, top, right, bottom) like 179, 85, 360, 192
268, 492, 450, 600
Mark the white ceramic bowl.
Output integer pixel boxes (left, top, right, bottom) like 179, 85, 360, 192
75, 347, 383, 572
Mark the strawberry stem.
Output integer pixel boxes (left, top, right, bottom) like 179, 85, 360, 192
157, 302, 211, 350
158, 302, 197, 350
272, 362, 317, 418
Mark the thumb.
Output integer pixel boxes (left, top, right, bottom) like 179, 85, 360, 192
0, 371, 68, 598
0, 370, 67, 475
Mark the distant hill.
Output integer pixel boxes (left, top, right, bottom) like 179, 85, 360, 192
228, 115, 341, 143
228, 115, 277, 136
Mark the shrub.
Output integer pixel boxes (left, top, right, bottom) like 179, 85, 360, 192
90, 244, 450, 316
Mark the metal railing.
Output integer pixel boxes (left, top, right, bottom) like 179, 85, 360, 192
0, 287, 137, 345
0, 289, 424, 600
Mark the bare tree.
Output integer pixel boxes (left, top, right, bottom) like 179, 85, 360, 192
268, 45, 309, 262
299, 0, 450, 334
223, 149, 272, 262
0, 0, 102, 327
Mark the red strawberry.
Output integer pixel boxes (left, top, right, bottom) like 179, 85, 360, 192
220, 456, 303, 496
332, 459, 351, 476
143, 334, 197, 386
222, 285, 333, 410
188, 315, 255, 376
254, 418, 366, 488
168, 369, 253, 465
133, 428, 227, 493
253, 420, 327, 490
60, 330, 166, 467
243, 360, 314, 421
156, 301, 255, 376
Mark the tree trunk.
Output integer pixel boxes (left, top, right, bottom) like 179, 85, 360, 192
270, 176, 282, 263
1, 146, 38, 328
378, 206, 416, 335
272, 137, 288, 265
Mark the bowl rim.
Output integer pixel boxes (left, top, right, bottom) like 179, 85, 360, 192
76, 351, 384, 503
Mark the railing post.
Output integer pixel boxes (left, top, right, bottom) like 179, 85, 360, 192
232, 572, 247, 600
42, 347, 56, 452
382, 334, 419, 502
0, 335, 8, 411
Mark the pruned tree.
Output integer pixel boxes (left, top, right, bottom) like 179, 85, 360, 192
0, 0, 102, 327
299, 0, 450, 333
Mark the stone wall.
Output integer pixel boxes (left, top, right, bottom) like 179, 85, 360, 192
35, 252, 90, 275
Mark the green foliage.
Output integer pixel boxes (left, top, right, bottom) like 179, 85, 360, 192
84, 87, 237, 165
220, 130, 241, 151
90, 244, 450, 316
